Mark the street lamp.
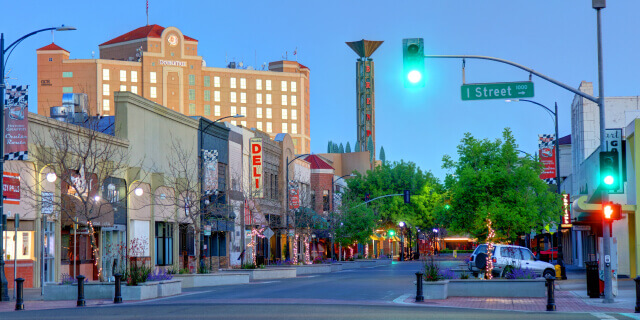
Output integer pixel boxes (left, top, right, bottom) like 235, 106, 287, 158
330, 173, 355, 260
198, 114, 244, 270
285, 153, 310, 262
398, 221, 406, 261
0, 25, 76, 302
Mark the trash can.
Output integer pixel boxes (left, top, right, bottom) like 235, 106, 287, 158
585, 261, 600, 298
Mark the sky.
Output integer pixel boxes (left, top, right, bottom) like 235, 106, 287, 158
2, 1, 640, 180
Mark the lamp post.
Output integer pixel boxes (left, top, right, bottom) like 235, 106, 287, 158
0, 25, 76, 302
398, 222, 405, 261
198, 114, 244, 271
330, 173, 354, 260
507, 98, 565, 277
285, 153, 310, 262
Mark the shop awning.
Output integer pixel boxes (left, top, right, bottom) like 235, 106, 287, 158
61, 194, 115, 228
370, 234, 382, 241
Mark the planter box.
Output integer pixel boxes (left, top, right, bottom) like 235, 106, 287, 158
44, 280, 182, 301
422, 280, 449, 299
330, 264, 343, 272
156, 280, 182, 297
375, 259, 392, 266
122, 282, 158, 301
173, 273, 250, 288
356, 260, 377, 268
338, 261, 361, 269
288, 264, 332, 275
221, 268, 296, 280
447, 279, 546, 298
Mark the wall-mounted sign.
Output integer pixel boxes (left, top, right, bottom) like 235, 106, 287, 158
40, 80, 52, 87
41, 192, 54, 214
3, 172, 20, 204
159, 59, 186, 67
167, 34, 179, 47
561, 193, 572, 228
538, 134, 556, 184
250, 138, 263, 198
4, 85, 29, 160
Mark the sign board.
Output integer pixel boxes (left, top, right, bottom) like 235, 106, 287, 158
573, 225, 591, 231
250, 138, 264, 198
41, 192, 54, 214
561, 193, 572, 228
3, 172, 20, 204
4, 85, 29, 160
204, 225, 211, 236
605, 128, 624, 194
461, 81, 534, 101
202, 149, 219, 195
263, 227, 274, 239
289, 184, 300, 210
538, 134, 556, 184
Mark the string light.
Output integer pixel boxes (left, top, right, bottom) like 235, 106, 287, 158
293, 234, 299, 264
485, 219, 495, 280
87, 221, 103, 279
365, 245, 369, 259
247, 227, 265, 265
304, 235, 310, 264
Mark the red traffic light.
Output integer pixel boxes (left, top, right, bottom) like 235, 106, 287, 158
603, 202, 622, 220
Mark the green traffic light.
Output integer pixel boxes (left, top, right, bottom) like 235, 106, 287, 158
604, 175, 614, 185
408, 70, 422, 83
444, 204, 451, 210
402, 38, 425, 88
388, 230, 395, 237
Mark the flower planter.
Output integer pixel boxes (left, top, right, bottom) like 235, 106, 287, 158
267, 264, 331, 275
172, 273, 250, 288
221, 268, 296, 280
338, 261, 361, 269
421, 280, 449, 299
447, 279, 546, 297
43, 279, 181, 301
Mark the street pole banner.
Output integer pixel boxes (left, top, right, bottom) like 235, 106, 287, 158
202, 149, 219, 195
4, 85, 29, 160
3, 172, 20, 205
288, 181, 300, 210
250, 138, 263, 198
538, 134, 556, 184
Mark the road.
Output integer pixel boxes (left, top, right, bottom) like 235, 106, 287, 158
1, 260, 637, 319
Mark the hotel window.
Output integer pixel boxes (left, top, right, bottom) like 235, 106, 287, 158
266, 94, 272, 105
189, 75, 195, 86
292, 123, 298, 134
131, 71, 138, 82
155, 222, 173, 266
150, 72, 157, 84
62, 72, 73, 78
282, 123, 288, 133
256, 93, 263, 104
256, 79, 262, 90
102, 69, 109, 81
240, 106, 247, 116
266, 122, 272, 133
231, 120, 237, 126
281, 81, 287, 91
103, 84, 110, 96
230, 78, 237, 89
204, 105, 211, 116
266, 80, 272, 90
204, 76, 210, 87
214, 91, 220, 102
131, 86, 138, 94
241, 92, 246, 103
240, 78, 246, 89
291, 95, 297, 106
282, 109, 288, 120
120, 70, 127, 82
241, 120, 247, 127
231, 106, 237, 115
150, 87, 157, 98
266, 108, 272, 119
281, 95, 287, 106
120, 85, 126, 91
291, 109, 297, 120
62, 87, 73, 93
204, 90, 210, 101
256, 107, 263, 118
214, 76, 220, 87
189, 89, 196, 100
257, 122, 263, 131
291, 81, 297, 92
189, 104, 196, 115
230, 92, 237, 103
214, 105, 221, 116
103, 99, 110, 111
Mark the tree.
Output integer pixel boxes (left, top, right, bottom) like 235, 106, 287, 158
332, 143, 339, 153
354, 141, 360, 153
441, 128, 562, 243
379, 146, 386, 163
327, 140, 333, 153
333, 198, 376, 248
367, 136, 374, 162
338, 143, 345, 154
345, 142, 352, 153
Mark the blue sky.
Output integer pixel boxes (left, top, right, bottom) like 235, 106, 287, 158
2, 1, 640, 180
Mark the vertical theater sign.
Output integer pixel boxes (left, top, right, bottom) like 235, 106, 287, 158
250, 138, 263, 198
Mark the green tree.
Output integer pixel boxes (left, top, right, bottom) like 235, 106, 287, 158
333, 143, 339, 153
345, 142, 352, 153
354, 141, 360, 152
327, 140, 333, 153
333, 199, 376, 246
339, 143, 345, 153
379, 146, 386, 163
441, 128, 562, 243
367, 136, 374, 162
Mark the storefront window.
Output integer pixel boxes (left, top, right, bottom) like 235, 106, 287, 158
155, 222, 174, 266
2, 231, 34, 260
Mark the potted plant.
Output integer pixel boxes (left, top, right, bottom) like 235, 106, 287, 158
420, 257, 449, 299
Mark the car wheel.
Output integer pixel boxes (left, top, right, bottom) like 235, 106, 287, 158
543, 269, 555, 279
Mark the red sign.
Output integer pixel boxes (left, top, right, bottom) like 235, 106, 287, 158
3, 172, 20, 204
250, 138, 263, 198
538, 135, 556, 181
562, 194, 572, 228
289, 188, 300, 210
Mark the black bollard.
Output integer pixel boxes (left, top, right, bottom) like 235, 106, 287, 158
15, 278, 24, 310
77, 275, 86, 307
114, 273, 123, 304
415, 272, 424, 302
545, 274, 556, 311
635, 276, 640, 313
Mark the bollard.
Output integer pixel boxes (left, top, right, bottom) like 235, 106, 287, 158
545, 274, 556, 311
77, 275, 86, 307
114, 273, 123, 304
15, 278, 24, 311
415, 272, 424, 302
635, 276, 640, 313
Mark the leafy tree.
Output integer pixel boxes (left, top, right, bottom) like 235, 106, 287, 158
333, 198, 376, 246
345, 142, 352, 153
379, 146, 386, 163
327, 140, 333, 153
338, 143, 345, 153
441, 128, 562, 243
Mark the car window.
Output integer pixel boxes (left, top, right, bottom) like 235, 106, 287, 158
500, 247, 512, 258
520, 248, 535, 261
474, 245, 488, 255
511, 248, 523, 260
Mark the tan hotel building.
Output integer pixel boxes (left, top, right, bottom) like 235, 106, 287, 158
37, 25, 310, 153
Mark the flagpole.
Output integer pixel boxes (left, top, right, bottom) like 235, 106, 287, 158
146, 0, 149, 26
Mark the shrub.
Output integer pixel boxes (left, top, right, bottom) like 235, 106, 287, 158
241, 263, 258, 269
125, 237, 152, 286
147, 268, 173, 281
423, 257, 443, 282
179, 268, 190, 274
459, 272, 470, 279
505, 267, 537, 279
438, 268, 456, 280
60, 273, 87, 285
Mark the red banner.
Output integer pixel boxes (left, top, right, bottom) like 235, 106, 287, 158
538, 135, 556, 182
562, 194, 572, 228
289, 188, 300, 210
3, 172, 20, 204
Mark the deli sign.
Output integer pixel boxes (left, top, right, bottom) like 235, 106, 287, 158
3, 172, 20, 205
250, 138, 264, 198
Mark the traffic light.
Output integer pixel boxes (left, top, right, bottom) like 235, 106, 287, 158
603, 202, 622, 220
403, 190, 410, 204
444, 199, 451, 210
365, 193, 370, 202
402, 38, 425, 88
600, 151, 620, 191
388, 229, 395, 237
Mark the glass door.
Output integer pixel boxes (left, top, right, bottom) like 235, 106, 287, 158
43, 221, 56, 283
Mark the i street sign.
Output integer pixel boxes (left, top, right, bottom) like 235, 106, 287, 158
461, 81, 534, 101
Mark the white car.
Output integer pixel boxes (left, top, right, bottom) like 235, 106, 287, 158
468, 244, 556, 278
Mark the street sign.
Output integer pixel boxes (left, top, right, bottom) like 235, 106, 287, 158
263, 227, 274, 239
605, 128, 624, 194
461, 81, 534, 101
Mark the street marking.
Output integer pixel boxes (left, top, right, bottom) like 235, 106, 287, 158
590, 313, 617, 319
392, 293, 413, 305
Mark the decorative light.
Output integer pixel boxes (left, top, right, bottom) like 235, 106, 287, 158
46, 172, 57, 183
365, 245, 369, 259
485, 219, 495, 280
94, 195, 100, 201
304, 236, 311, 264
134, 187, 144, 197
293, 234, 299, 264
247, 227, 265, 265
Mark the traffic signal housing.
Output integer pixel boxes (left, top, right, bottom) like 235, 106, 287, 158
388, 229, 395, 237
402, 38, 425, 88
600, 151, 620, 191
603, 202, 622, 220
403, 190, 410, 204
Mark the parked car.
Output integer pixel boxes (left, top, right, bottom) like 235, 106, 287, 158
468, 244, 556, 278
